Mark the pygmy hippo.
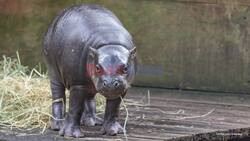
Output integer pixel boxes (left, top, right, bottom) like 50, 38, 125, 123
43, 4, 137, 138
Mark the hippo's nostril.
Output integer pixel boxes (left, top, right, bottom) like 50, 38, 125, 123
103, 80, 107, 86
113, 80, 119, 88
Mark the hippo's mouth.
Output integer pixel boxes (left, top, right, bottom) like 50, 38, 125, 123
98, 89, 124, 100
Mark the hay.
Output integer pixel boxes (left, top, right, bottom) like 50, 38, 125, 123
0, 52, 105, 133
120, 96, 128, 141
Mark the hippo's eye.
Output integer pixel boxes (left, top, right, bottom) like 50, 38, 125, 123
119, 65, 128, 74
124, 66, 128, 73
95, 65, 102, 74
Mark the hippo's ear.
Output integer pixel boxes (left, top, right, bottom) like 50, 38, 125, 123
89, 47, 98, 58
129, 47, 136, 59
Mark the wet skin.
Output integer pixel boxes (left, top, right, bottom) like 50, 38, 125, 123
43, 4, 136, 138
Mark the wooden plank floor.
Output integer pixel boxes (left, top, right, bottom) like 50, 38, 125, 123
1, 87, 250, 141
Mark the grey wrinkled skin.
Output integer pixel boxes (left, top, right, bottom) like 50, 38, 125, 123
43, 4, 136, 138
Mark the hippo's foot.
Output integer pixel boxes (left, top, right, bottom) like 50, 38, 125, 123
59, 121, 84, 138
81, 114, 103, 126
101, 121, 124, 136
50, 119, 63, 131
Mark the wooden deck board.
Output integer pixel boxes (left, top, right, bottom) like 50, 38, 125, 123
0, 87, 250, 141
120, 88, 250, 140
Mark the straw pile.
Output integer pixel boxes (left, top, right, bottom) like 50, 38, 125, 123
0, 52, 105, 133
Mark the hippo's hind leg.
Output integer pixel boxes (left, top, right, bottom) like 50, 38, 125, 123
59, 85, 85, 138
80, 95, 103, 126
50, 80, 66, 131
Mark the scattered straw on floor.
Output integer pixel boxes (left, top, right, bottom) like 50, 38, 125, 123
176, 108, 215, 120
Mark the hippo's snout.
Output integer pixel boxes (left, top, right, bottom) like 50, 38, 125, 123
103, 79, 123, 89
99, 78, 126, 99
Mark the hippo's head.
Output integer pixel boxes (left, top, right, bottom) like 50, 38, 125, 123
87, 45, 136, 99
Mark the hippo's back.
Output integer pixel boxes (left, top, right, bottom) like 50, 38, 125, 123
43, 4, 133, 89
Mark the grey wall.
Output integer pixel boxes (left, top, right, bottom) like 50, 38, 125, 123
0, 0, 249, 93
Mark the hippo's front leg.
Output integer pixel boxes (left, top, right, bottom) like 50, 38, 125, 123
59, 86, 85, 138
101, 96, 125, 136
81, 96, 103, 126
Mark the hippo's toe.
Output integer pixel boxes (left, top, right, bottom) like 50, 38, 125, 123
101, 122, 124, 136
59, 121, 84, 138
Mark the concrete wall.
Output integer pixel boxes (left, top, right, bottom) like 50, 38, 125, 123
119, 0, 250, 93
0, 0, 250, 93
